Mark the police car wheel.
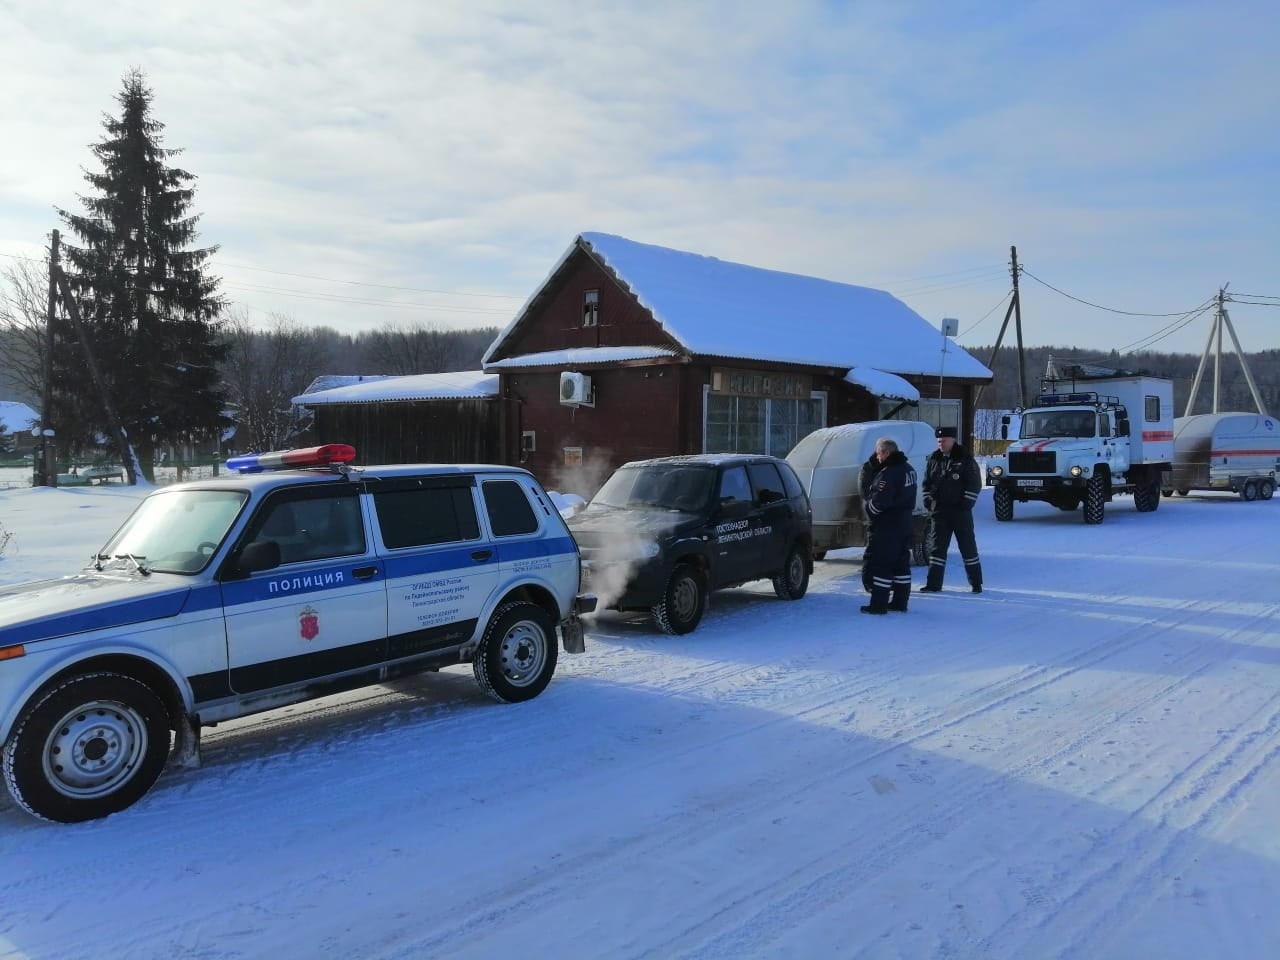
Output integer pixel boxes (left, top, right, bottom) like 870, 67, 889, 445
773, 544, 810, 600
472, 602, 558, 704
2, 672, 171, 823
652, 564, 706, 635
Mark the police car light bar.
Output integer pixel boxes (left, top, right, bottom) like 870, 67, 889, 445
226, 444, 357, 473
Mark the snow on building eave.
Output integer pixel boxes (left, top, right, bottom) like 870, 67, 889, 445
292, 371, 499, 406
484, 346, 683, 370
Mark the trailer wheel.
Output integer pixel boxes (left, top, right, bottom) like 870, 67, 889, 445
1175, 488, 1189, 497
812, 550, 827, 562
1083, 474, 1106, 524
1260, 478, 1275, 501
1242, 480, 1258, 502
994, 487, 1014, 522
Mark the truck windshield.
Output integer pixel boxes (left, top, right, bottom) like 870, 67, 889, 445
591, 464, 715, 512
1021, 410, 1096, 439
97, 489, 249, 574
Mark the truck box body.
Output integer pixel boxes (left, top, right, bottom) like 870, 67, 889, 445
1170, 413, 1279, 495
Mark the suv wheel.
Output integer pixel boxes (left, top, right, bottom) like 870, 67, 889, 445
473, 601, 558, 703
772, 543, 810, 600
652, 564, 707, 635
3, 672, 171, 823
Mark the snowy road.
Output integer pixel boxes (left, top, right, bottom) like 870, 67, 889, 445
1, 488, 1278, 959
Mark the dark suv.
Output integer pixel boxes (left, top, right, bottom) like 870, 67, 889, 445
566, 454, 813, 634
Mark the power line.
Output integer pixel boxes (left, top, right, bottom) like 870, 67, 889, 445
1116, 302, 1216, 354
1020, 269, 1206, 318
957, 290, 1013, 339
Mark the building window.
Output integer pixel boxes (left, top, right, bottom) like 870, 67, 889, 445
880, 397, 960, 437
704, 391, 827, 456
583, 290, 599, 327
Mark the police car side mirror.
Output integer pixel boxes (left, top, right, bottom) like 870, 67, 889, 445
234, 539, 282, 576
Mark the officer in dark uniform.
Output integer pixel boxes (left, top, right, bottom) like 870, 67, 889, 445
861, 437, 917, 614
857, 450, 881, 593
921, 426, 983, 593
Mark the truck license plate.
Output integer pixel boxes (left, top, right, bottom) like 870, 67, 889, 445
1017, 479, 1044, 487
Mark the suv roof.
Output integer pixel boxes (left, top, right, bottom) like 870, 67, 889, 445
619, 453, 790, 469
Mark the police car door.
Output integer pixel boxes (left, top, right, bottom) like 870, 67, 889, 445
746, 461, 790, 576
710, 464, 759, 586
370, 475, 500, 659
221, 485, 385, 694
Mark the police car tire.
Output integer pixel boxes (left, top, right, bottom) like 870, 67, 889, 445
652, 564, 707, 635
1084, 475, 1106, 524
2, 672, 171, 824
472, 602, 558, 704
772, 543, 810, 600
993, 487, 1014, 522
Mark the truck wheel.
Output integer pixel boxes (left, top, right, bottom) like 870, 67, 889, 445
652, 564, 707, 635
994, 487, 1014, 521
473, 601, 558, 703
1175, 488, 1189, 497
1242, 480, 1258, 502
772, 543, 810, 600
911, 538, 928, 566
1134, 482, 1161, 513
1084, 474, 1106, 524
1260, 478, 1275, 501
2, 672, 171, 823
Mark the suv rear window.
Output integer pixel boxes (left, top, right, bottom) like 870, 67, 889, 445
373, 484, 480, 548
483, 479, 539, 536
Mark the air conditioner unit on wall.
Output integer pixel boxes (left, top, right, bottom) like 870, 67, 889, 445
559, 371, 594, 407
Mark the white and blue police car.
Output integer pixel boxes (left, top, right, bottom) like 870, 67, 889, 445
0, 445, 596, 823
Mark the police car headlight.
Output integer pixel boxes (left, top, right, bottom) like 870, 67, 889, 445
988, 465, 1004, 478
1069, 465, 1084, 477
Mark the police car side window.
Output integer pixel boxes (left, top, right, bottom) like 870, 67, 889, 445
718, 466, 752, 504
778, 461, 805, 501
483, 480, 539, 536
249, 489, 365, 565
373, 486, 480, 549
747, 462, 785, 505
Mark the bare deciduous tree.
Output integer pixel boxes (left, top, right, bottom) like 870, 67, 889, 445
220, 311, 326, 452
0, 260, 51, 408
358, 321, 459, 374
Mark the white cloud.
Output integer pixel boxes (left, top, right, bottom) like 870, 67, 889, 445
1, 0, 1277, 353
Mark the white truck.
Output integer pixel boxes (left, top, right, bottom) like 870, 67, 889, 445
986, 362, 1174, 524
1164, 412, 1278, 501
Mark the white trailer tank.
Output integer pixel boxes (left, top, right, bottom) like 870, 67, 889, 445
786, 420, 935, 562
1166, 412, 1279, 501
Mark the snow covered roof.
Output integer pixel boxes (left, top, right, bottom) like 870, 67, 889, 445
485, 346, 680, 369
292, 371, 499, 406
844, 367, 920, 402
484, 233, 992, 381
299, 374, 397, 395
0, 401, 39, 434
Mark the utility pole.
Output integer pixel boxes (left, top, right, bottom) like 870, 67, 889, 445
53, 268, 140, 484
39, 230, 60, 487
1184, 285, 1268, 416
1011, 245, 1027, 408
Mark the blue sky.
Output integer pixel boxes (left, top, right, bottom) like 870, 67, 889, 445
1, 0, 1277, 358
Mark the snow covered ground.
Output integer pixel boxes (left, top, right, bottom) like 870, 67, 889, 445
1, 480, 1278, 959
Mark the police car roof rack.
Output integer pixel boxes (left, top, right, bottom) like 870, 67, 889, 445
226, 444, 358, 474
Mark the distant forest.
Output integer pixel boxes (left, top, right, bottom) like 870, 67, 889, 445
2, 327, 1275, 420
969, 344, 1280, 416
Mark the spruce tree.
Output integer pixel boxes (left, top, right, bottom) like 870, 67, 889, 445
57, 69, 227, 482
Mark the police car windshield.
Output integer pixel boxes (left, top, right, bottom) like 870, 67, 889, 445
98, 489, 248, 574
1021, 410, 1096, 439
591, 464, 714, 513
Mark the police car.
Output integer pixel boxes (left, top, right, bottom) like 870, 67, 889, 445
0, 445, 596, 823
566, 454, 813, 634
